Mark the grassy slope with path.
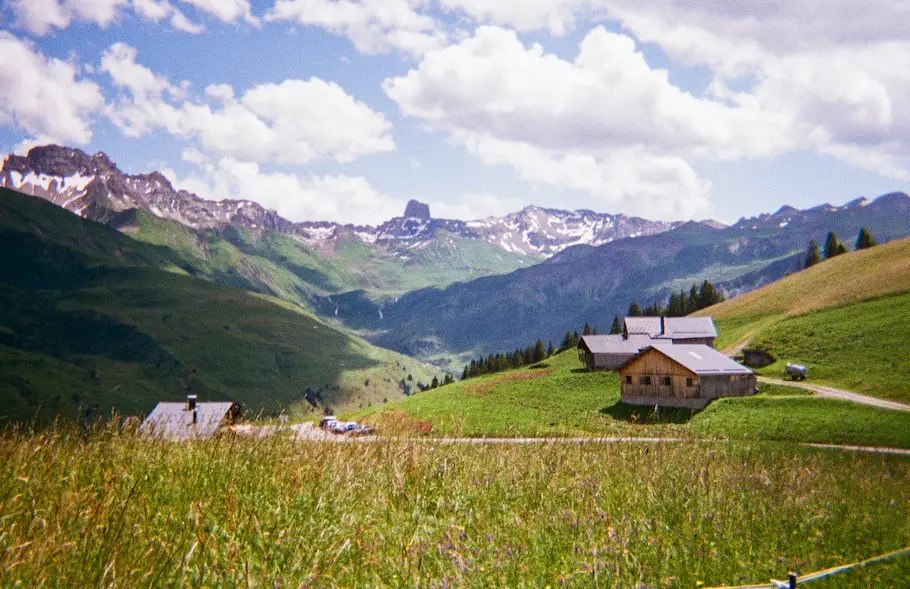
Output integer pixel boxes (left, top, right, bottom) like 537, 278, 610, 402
695, 237, 910, 403
353, 351, 910, 448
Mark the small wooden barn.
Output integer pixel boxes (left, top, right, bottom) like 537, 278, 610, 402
624, 317, 718, 347
142, 395, 242, 440
577, 335, 652, 371
618, 345, 756, 409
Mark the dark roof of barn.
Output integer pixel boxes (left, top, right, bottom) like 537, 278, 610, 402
623, 344, 752, 375
142, 402, 239, 441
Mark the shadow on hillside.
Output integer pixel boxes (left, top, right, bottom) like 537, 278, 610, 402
600, 401, 700, 425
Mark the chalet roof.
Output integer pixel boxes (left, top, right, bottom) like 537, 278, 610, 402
631, 344, 752, 375
578, 335, 642, 354
624, 316, 718, 339
624, 317, 662, 337
142, 402, 239, 441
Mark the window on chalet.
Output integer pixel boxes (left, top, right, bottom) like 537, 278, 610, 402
661, 376, 671, 386
639, 376, 651, 386
625, 376, 632, 384
686, 378, 693, 387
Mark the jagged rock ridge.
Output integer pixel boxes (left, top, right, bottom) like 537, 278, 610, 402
2, 144, 697, 258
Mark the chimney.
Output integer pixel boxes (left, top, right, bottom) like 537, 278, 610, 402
186, 395, 197, 411
660, 316, 666, 335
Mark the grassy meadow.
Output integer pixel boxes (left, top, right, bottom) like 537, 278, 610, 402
353, 351, 910, 449
0, 422, 908, 588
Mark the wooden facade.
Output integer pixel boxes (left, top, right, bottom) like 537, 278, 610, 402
618, 347, 756, 409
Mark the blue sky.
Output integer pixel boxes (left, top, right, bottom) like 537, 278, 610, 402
1, 0, 908, 225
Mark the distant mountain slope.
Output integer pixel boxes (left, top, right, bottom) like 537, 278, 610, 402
694, 237, 910, 403
0, 188, 434, 423
332, 193, 910, 365
2, 144, 681, 259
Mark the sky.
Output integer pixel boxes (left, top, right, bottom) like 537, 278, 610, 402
1, 1, 909, 226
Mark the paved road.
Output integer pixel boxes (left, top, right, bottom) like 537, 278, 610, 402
758, 376, 910, 412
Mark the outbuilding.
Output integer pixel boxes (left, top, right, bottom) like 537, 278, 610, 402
618, 344, 756, 409
142, 395, 242, 440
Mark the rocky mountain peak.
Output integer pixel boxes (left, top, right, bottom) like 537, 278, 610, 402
404, 200, 431, 219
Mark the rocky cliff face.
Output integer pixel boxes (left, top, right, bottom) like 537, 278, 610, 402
2, 145, 687, 258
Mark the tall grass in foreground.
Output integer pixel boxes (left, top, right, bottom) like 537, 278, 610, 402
1, 422, 908, 588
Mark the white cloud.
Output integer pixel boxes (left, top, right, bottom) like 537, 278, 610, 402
178, 0, 258, 25
265, 0, 445, 56
430, 192, 527, 221
9, 0, 252, 35
10, 0, 129, 35
383, 26, 782, 218
133, 0, 204, 33
440, 0, 592, 35
102, 43, 395, 165
0, 33, 105, 145
164, 155, 407, 224
457, 134, 711, 219
385, 27, 790, 160
608, 3, 910, 178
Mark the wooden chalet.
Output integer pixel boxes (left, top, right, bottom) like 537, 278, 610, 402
624, 316, 718, 347
577, 334, 652, 371
142, 395, 242, 440
618, 344, 756, 409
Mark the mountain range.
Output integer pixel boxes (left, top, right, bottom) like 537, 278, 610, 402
2, 145, 682, 259
3, 144, 910, 374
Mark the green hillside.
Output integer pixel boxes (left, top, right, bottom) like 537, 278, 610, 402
0, 188, 434, 423
696, 237, 910, 402
352, 351, 910, 448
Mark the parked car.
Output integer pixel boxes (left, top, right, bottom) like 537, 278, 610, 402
351, 424, 376, 436
319, 415, 337, 429
330, 421, 357, 434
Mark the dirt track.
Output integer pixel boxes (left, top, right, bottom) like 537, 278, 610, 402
758, 376, 910, 412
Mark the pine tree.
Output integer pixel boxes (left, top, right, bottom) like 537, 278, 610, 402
443, 373, 454, 385
805, 239, 822, 267
461, 366, 470, 380
430, 375, 440, 389
609, 315, 623, 334
835, 242, 848, 256
698, 279, 723, 309
856, 227, 877, 250
533, 339, 547, 363
560, 331, 574, 350
628, 302, 642, 317
667, 291, 684, 317
824, 231, 841, 259
583, 323, 592, 336
687, 284, 700, 314
546, 341, 555, 357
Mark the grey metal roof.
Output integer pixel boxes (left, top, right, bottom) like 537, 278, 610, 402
624, 317, 662, 337
142, 402, 239, 440
624, 316, 717, 339
638, 344, 752, 375
660, 317, 718, 339
579, 335, 642, 354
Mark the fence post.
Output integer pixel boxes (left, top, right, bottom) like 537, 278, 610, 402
788, 572, 797, 588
